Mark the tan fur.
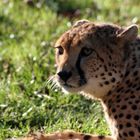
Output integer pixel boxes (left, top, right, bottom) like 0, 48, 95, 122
14, 20, 140, 140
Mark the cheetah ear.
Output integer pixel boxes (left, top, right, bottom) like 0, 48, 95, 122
117, 24, 138, 42
73, 19, 89, 27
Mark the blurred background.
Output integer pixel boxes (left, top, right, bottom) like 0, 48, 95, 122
0, 0, 140, 139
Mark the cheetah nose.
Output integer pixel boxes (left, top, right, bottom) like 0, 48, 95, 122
57, 71, 72, 82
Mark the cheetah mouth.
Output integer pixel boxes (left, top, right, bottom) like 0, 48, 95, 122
62, 78, 87, 89
63, 83, 77, 88
58, 80, 88, 93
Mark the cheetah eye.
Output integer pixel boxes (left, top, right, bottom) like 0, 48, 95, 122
81, 47, 93, 57
56, 46, 64, 55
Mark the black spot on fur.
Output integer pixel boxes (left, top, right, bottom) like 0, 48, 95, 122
126, 122, 131, 127
68, 133, 74, 138
133, 71, 138, 76
123, 132, 128, 137
98, 135, 105, 139
104, 81, 109, 85
129, 131, 135, 137
119, 124, 123, 129
124, 71, 130, 77
131, 105, 137, 110
126, 114, 131, 119
119, 113, 124, 118
83, 135, 91, 140
111, 77, 116, 83
121, 105, 127, 110
134, 115, 139, 121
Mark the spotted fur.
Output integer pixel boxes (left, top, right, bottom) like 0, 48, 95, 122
19, 20, 140, 140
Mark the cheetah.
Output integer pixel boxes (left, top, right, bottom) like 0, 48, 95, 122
20, 20, 140, 140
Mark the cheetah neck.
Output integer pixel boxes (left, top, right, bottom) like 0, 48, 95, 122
100, 37, 140, 138
126, 37, 140, 70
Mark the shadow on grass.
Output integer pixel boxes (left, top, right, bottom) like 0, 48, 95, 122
0, 15, 16, 38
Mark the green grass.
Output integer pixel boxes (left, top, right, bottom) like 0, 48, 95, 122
0, 0, 140, 139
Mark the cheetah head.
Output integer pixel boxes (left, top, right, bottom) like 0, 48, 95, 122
54, 20, 138, 99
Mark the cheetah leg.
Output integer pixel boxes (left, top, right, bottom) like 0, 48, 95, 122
21, 130, 113, 140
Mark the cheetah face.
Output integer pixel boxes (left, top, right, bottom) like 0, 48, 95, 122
54, 20, 138, 98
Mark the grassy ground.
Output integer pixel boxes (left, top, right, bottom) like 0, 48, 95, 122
0, 0, 140, 139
